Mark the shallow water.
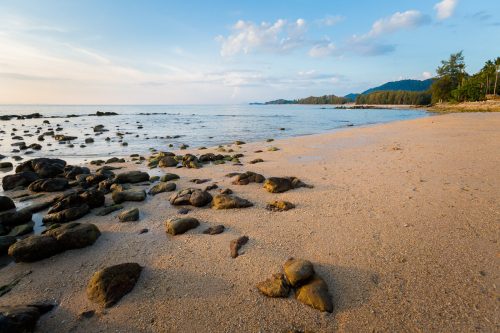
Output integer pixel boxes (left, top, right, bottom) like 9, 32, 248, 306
0, 104, 429, 165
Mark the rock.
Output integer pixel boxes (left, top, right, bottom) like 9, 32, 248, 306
203, 225, 225, 235
54, 135, 77, 141
283, 258, 314, 287
158, 156, 178, 167
0, 196, 15, 212
263, 177, 313, 193
2, 171, 39, 190
212, 194, 253, 209
0, 303, 55, 333
0, 162, 13, 169
15, 158, 66, 178
139, 228, 148, 234
28, 178, 69, 192
169, 189, 212, 207
266, 201, 295, 212
79, 189, 105, 208
44, 223, 100, 250
0, 209, 33, 228
115, 171, 149, 184
148, 182, 176, 195
0, 235, 16, 255
219, 188, 233, 195
85, 138, 94, 144
86, 263, 142, 308
204, 183, 218, 191
165, 217, 200, 235
230, 236, 249, 258
231, 171, 265, 185
249, 158, 264, 164
95, 204, 123, 216
256, 273, 290, 298
64, 166, 90, 180
8, 235, 62, 262
79, 310, 95, 320
177, 208, 190, 215
7, 221, 34, 237
295, 275, 333, 312
160, 173, 180, 182
112, 190, 146, 204
105, 157, 125, 164
42, 204, 90, 224
118, 208, 139, 222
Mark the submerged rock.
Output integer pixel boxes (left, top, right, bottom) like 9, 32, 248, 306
86, 263, 142, 308
165, 217, 200, 235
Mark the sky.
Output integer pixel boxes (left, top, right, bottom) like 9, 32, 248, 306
0, 0, 499, 104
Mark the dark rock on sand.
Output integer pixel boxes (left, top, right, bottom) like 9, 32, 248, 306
148, 182, 176, 195
118, 208, 139, 222
256, 273, 290, 298
86, 263, 142, 308
28, 178, 69, 192
203, 225, 225, 235
0, 235, 17, 255
249, 158, 264, 164
230, 236, 249, 258
0, 162, 13, 169
295, 275, 333, 312
43, 204, 90, 224
112, 190, 146, 204
0, 209, 33, 228
177, 208, 190, 215
8, 235, 62, 262
158, 156, 178, 167
7, 221, 34, 237
44, 222, 100, 250
0, 196, 16, 212
160, 173, 180, 182
95, 204, 123, 216
263, 177, 313, 193
115, 171, 149, 184
105, 157, 125, 164
266, 200, 295, 212
231, 171, 265, 185
2, 172, 39, 190
165, 217, 200, 235
0, 302, 55, 333
169, 188, 213, 207
283, 258, 314, 287
212, 194, 253, 209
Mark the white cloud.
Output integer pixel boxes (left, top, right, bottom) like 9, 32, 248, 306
317, 15, 344, 27
367, 10, 430, 37
434, 0, 458, 20
422, 71, 433, 79
308, 42, 337, 58
217, 18, 307, 56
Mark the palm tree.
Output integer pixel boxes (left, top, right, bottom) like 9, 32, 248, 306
494, 57, 500, 96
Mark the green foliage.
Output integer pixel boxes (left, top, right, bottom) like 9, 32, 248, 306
355, 90, 431, 105
265, 95, 349, 105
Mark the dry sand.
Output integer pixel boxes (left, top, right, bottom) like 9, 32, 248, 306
1, 112, 499, 332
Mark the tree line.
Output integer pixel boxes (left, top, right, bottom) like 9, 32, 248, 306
355, 90, 431, 105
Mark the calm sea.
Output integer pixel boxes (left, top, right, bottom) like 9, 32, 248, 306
0, 104, 429, 164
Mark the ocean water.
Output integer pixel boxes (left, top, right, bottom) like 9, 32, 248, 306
0, 104, 429, 164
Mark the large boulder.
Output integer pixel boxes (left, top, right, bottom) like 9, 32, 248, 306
283, 258, 314, 287
86, 263, 143, 308
2, 172, 39, 190
8, 235, 62, 262
0, 303, 55, 333
15, 158, 66, 178
44, 223, 100, 250
212, 194, 253, 209
28, 178, 69, 192
295, 275, 333, 312
169, 189, 212, 207
112, 190, 146, 204
0, 196, 15, 212
165, 217, 200, 235
114, 171, 149, 184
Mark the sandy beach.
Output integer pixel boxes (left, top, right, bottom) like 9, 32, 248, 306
1, 112, 499, 332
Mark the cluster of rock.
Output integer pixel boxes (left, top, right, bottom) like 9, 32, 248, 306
257, 258, 333, 312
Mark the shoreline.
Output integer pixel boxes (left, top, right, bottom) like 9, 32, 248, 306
0, 112, 499, 332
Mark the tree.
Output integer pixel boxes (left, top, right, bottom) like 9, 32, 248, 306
495, 57, 500, 96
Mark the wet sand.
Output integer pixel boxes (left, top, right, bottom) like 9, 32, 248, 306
1, 112, 499, 332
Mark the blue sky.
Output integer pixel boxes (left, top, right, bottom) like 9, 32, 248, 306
0, 0, 499, 104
